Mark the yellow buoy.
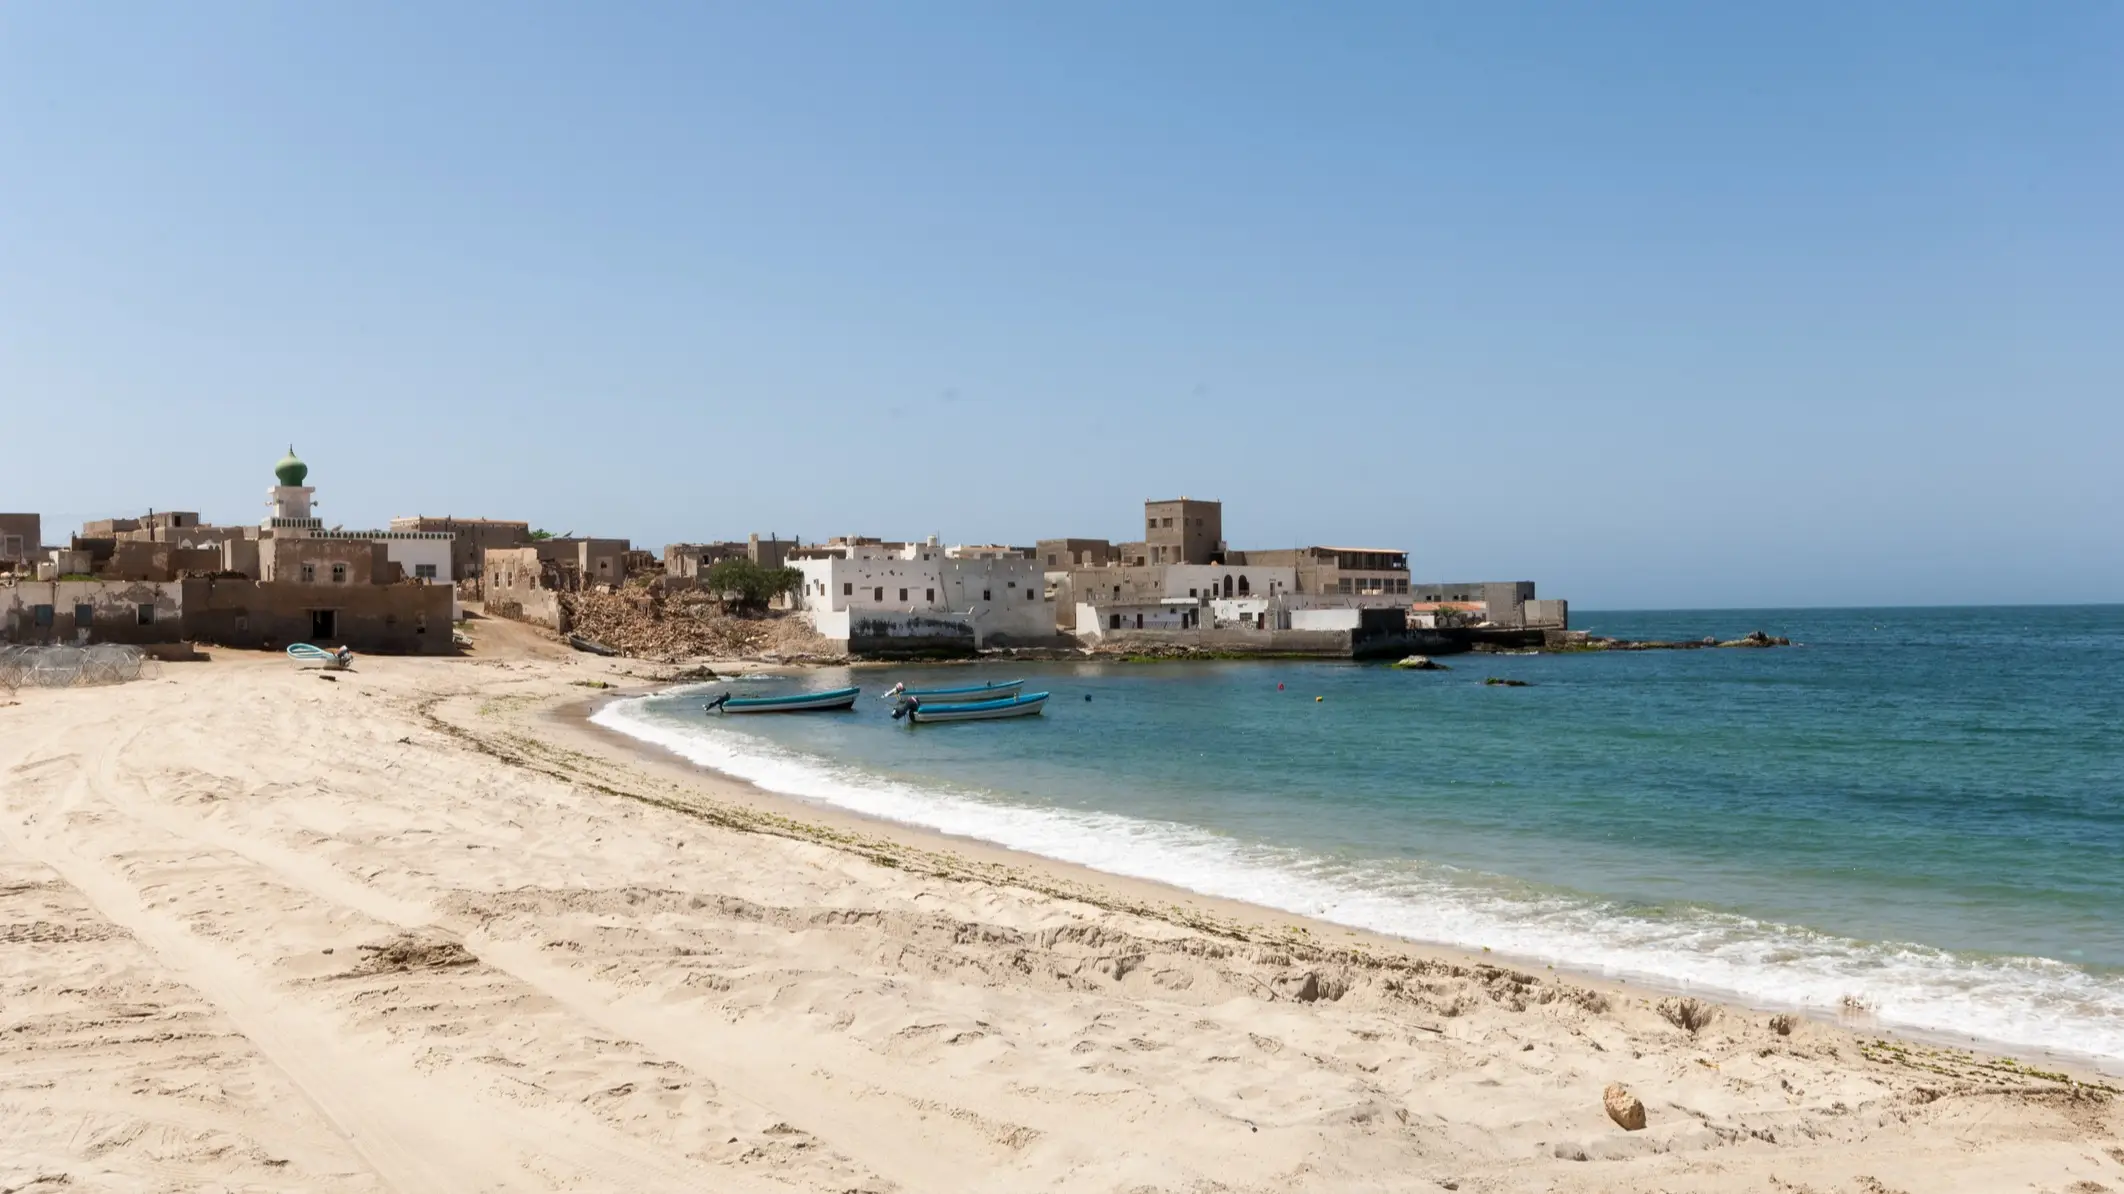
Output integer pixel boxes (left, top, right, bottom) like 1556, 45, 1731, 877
1315, 696, 1324, 702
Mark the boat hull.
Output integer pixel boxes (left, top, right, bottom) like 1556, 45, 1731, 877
899, 679, 1025, 703
908, 692, 1049, 723
711, 686, 860, 713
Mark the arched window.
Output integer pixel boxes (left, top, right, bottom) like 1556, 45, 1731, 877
1222, 575, 1234, 598
1237, 575, 1251, 596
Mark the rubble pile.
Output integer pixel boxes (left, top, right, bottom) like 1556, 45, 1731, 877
560, 590, 832, 661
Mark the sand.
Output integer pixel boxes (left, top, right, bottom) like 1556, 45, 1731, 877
1, 632, 2118, 1192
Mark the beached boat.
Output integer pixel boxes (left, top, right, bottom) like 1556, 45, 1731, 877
893, 691, 1049, 723
880, 678, 1025, 704
705, 686, 860, 714
567, 633, 619, 657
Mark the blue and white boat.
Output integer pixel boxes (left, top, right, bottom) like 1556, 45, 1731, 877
881, 678, 1025, 704
893, 691, 1049, 723
706, 686, 860, 714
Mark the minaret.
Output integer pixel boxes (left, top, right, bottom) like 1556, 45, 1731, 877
265, 445, 319, 534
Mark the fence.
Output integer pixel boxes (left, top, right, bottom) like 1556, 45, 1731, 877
0, 644, 160, 690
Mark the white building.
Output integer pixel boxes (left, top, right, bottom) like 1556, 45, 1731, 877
794, 542, 1055, 647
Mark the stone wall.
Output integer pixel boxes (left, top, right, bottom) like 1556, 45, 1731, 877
0, 580, 185, 645
179, 579, 454, 655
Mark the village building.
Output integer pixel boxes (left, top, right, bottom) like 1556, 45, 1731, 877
0, 514, 42, 573
2, 450, 456, 654
664, 533, 796, 585
1410, 581, 1567, 629
258, 448, 457, 588
481, 535, 634, 632
1226, 546, 1411, 607
1043, 499, 1413, 631
389, 516, 532, 582
792, 539, 1055, 654
1035, 538, 1117, 569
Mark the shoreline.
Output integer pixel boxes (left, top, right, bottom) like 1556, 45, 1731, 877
559, 683, 2123, 1084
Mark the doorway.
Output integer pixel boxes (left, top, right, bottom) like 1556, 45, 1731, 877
310, 609, 337, 641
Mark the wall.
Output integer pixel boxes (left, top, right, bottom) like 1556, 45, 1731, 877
1035, 539, 1114, 568
800, 554, 1056, 646
1522, 599, 1568, 628
1076, 602, 1196, 635
1290, 607, 1362, 631
482, 547, 566, 630
222, 538, 261, 578
37, 549, 92, 580
0, 513, 43, 566
1, 580, 184, 645
379, 536, 453, 584
1143, 499, 1222, 565
180, 579, 455, 655
260, 538, 394, 585
101, 542, 223, 582
390, 517, 531, 580
826, 611, 979, 658
576, 539, 628, 587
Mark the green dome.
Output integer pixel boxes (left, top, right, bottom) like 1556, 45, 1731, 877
274, 445, 308, 487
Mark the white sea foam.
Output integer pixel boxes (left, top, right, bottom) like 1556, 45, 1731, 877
593, 695, 2124, 1071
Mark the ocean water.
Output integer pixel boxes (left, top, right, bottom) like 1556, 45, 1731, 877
591, 605, 2124, 1071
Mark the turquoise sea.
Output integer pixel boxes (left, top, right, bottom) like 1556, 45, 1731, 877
593, 605, 2124, 1071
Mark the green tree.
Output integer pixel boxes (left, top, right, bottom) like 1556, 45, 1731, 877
705, 558, 803, 611
528, 528, 555, 541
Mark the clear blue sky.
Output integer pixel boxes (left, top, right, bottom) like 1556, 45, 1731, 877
4, 3, 2118, 608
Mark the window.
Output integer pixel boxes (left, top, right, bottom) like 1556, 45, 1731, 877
925, 588, 934, 602
1025, 589, 1034, 600
1238, 575, 1250, 596
234, 615, 249, 632
300, 563, 316, 583
414, 564, 438, 580
1109, 614, 1122, 630
2, 535, 20, 558
1161, 517, 1173, 528
137, 604, 155, 626
1188, 588, 1197, 597
898, 588, 908, 602
32, 604, 53, 627
982, 589, 992, 601
1338, 578, 1353, 594
75, 604, 94, 626
873, 586, 884, 601
843, 582, 853, 596
331, 562, 348, 584
1046, 554, 1056, 565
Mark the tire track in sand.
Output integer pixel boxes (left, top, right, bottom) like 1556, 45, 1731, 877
4, 719, 761, 1194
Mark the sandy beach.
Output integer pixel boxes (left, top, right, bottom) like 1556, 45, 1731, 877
2, 631, 2118, 1193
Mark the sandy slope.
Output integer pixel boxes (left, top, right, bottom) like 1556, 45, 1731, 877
0, 647, 2117, 1193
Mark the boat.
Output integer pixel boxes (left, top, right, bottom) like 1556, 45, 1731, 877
286, 642, 353, 671
567, 634, 619, 657
705, 686, 860, 714
880, 678, 1025, 704
893, 691, 1049, 723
